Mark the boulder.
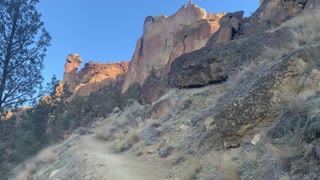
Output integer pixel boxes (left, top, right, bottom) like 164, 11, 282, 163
168, 27, 294, 88
206, 11, 243, 46
206, 23, 233, 46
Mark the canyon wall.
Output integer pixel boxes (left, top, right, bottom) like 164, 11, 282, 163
122, 2, 224, 92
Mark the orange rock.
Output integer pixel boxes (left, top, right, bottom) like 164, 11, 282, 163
63, 54, 82, 92
73, 61, 129, 98
122, 2, 221, 92
62, 55, 129, 101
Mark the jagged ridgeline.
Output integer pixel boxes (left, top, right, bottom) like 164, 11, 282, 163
1, 0, 320, 179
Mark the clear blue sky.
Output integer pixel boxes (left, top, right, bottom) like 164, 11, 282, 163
37, 0, 260, 82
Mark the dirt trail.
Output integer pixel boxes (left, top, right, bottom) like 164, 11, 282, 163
78, 134, 163, 180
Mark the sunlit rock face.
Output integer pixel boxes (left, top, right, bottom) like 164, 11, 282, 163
63, 53, 129, 100
122, 2, 223, 92
63, 53, 82, 92
65, 53, 82, 73
72, 61, 128, 98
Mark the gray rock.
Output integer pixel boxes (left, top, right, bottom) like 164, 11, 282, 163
169, 27, 294, 88
112, 107, 121, 114
158, 146, 174, 158
213, 44, 320, 146
75, 127, 88, 135
229, 16, 240, 30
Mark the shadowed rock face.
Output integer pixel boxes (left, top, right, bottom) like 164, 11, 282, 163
168, 27, 294, 88
122, 2, 223, 92
123, 0, 319, 103
212, 44, 320, 147
206, 0, 320, 47
63, 54, 129, 100
237, 0, 320, 38
206, 11, 244, 46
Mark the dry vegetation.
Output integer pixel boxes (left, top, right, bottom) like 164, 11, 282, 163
6, 8, 320, 180
182, 160, 202, 180
94, 100, 146, 154
14, 146, 57, 180
211, 153, 239, 180
272, 10, 320, 48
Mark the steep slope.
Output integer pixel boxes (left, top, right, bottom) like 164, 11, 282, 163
8, 1, 320, 180
28, 134, 164, 180
207, 0, 318, 46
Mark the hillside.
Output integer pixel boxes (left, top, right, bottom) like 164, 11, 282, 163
1, 0, 320, 179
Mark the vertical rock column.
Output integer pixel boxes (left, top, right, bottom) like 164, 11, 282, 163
63, 53, 82, 92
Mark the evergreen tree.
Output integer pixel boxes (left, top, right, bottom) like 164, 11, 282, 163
0, 0, 52, 112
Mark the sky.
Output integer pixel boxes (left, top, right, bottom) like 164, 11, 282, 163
37, 0, 260, 82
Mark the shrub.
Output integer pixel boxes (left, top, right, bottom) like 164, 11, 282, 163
13, 146, 57, 180
268, 96, 320, 144
266, 93, 320, 178
122, 83, 141, 102
118, 131, 140, 152
303, 115, 320, 142
34, 147, 57, 164
183, 161, 202, 180
139, 121, 162, 146
95, 126, 113, 141
203, 153, 239, 180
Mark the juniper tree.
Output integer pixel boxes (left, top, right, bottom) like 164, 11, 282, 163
0, 0, 52, 112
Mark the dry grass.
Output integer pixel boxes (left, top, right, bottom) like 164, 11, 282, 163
262, 46, 291, 59
183, 160, 202, 180
138, 119, 163, 146
94, 102, 142, 143
212, 153, 239, 180
14, 146, 57, 180
288, 11, 320, 48
271, 10, 320, 48
114, 130, 140, 153
34, 148, 57, 164
168, 153, 185, 166
94, 126, 113, 141
15, 170, 33, 180
278, 82, 305, 113
227, 60, 261, 89
265, 142, 289, 164
121, 131, 140, 148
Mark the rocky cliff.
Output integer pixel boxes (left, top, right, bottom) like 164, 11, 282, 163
63, 54, 129, 100
122, 1, 224, 92
168, 0, 320, 147
4, 1, 320, 180
207, 0, 317, 45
